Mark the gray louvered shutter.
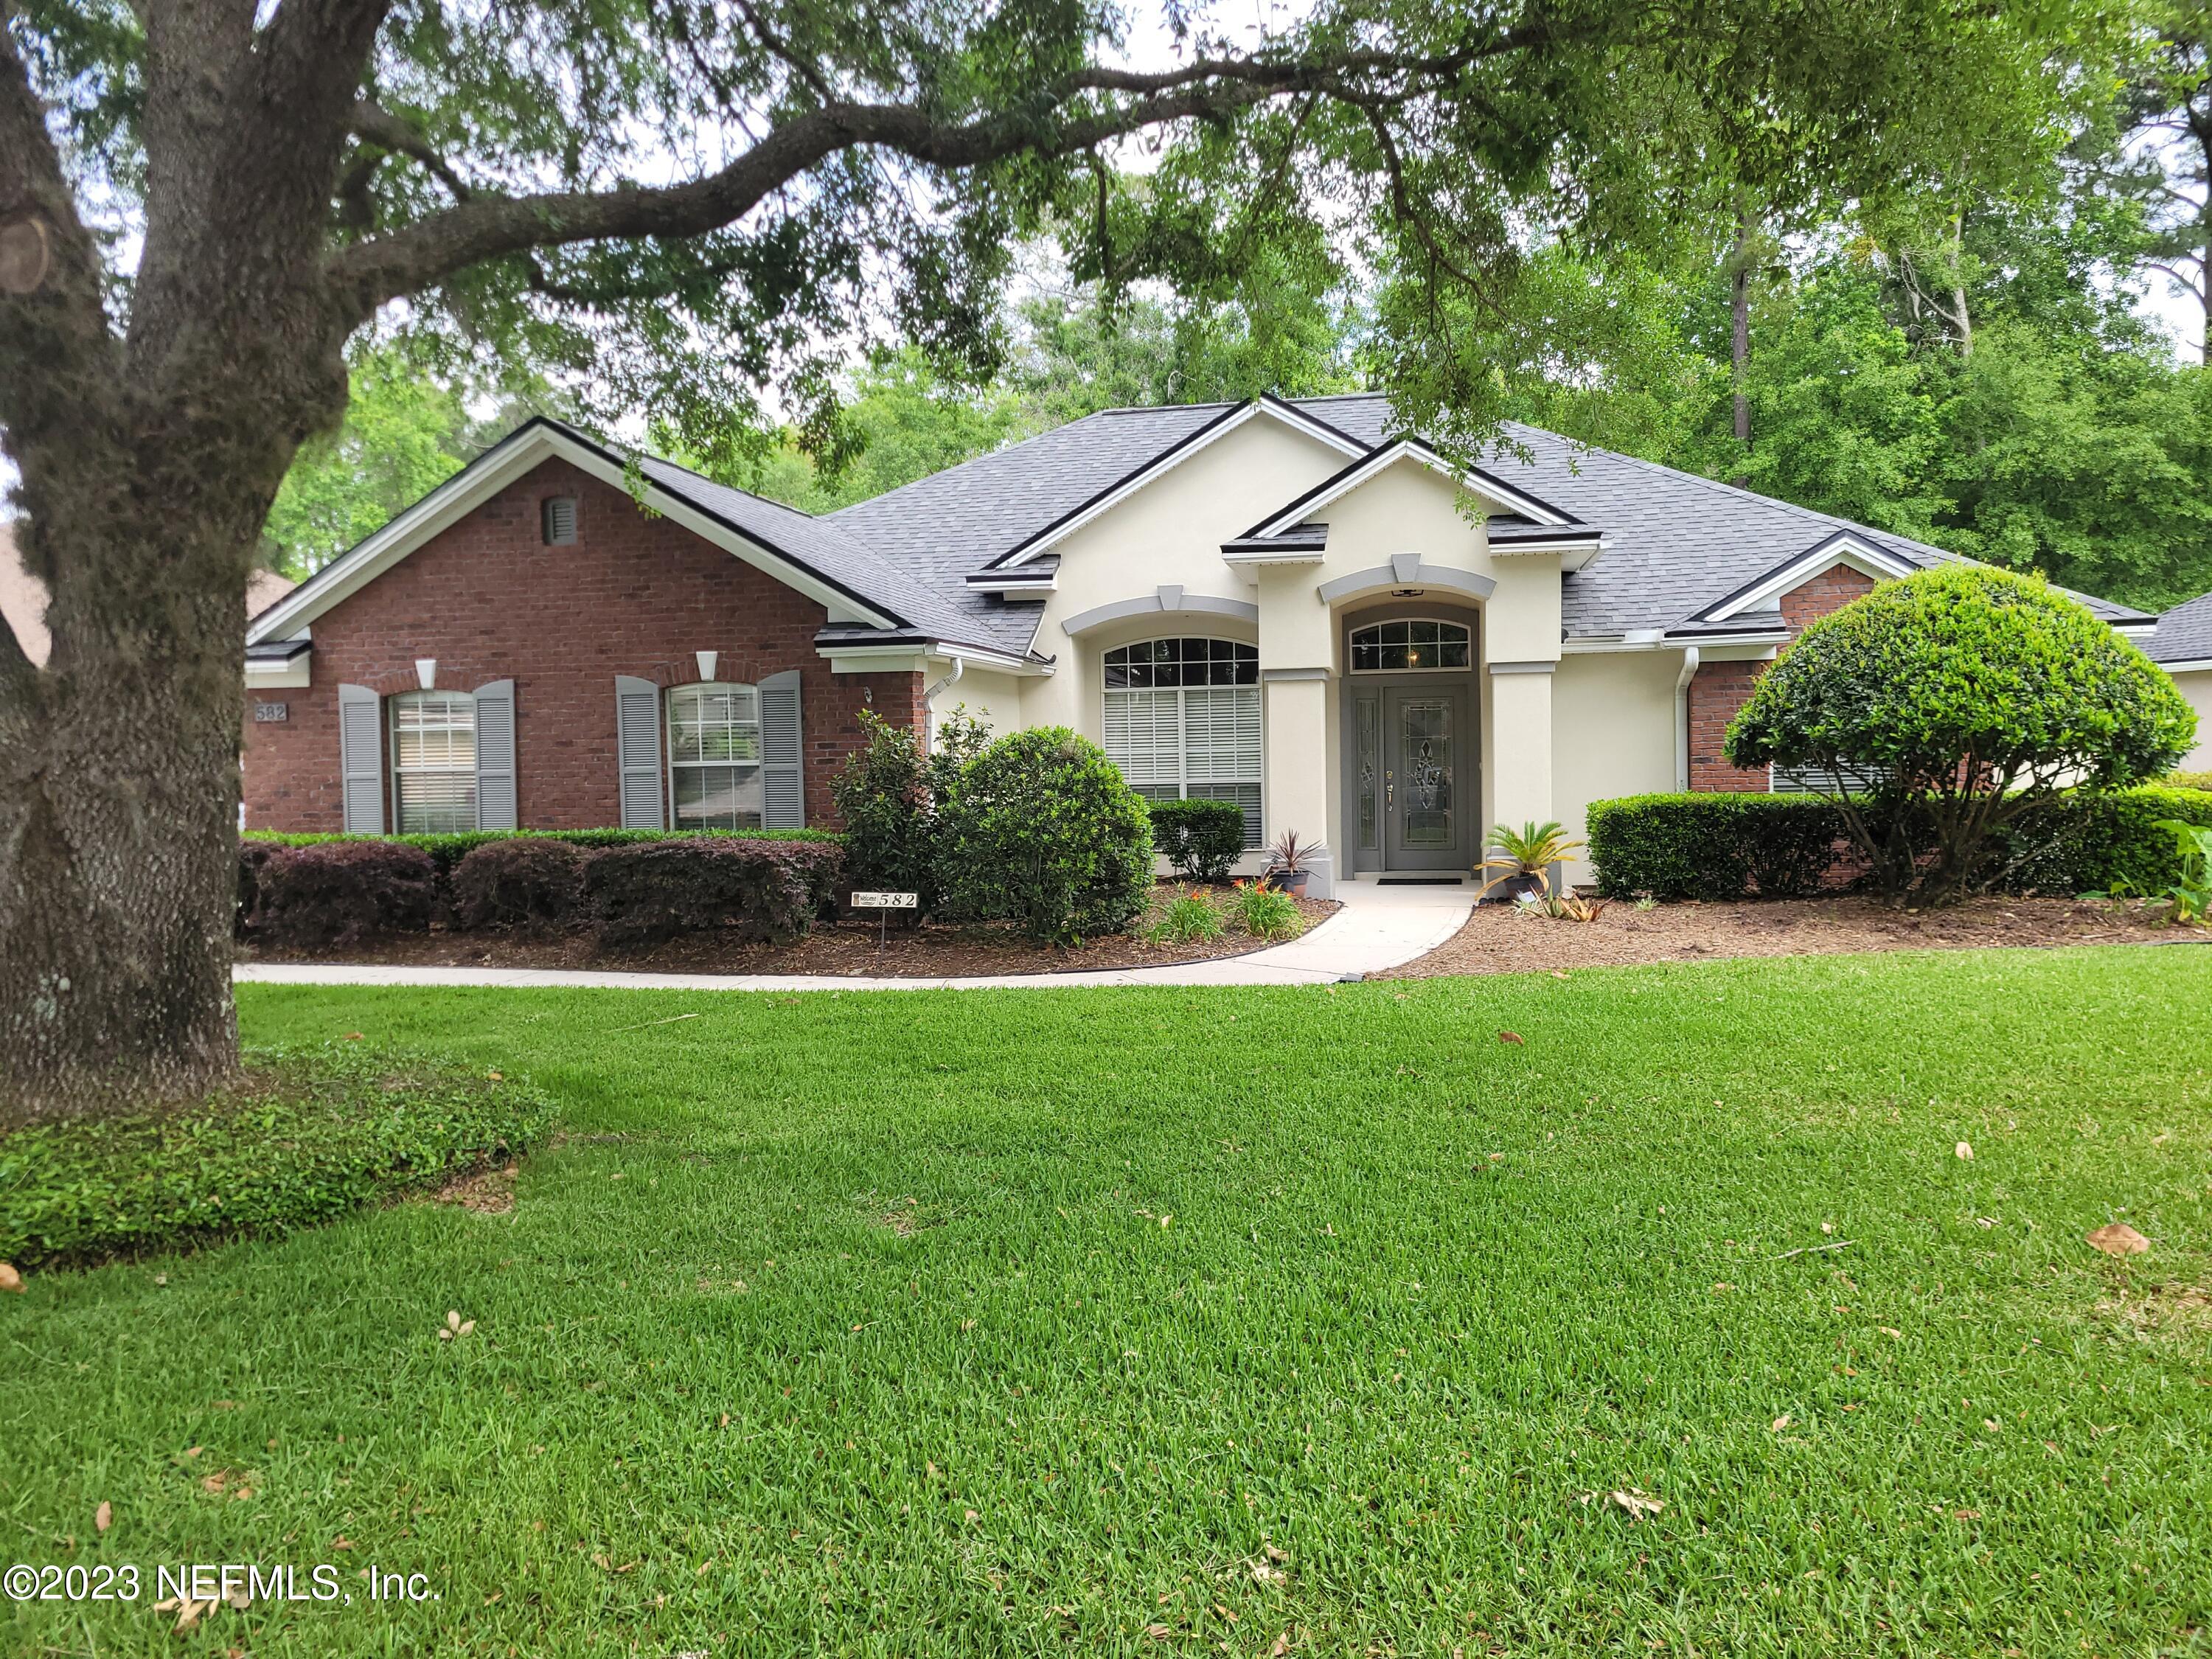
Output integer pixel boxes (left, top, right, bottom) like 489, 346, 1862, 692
473, 679, 517, 830
338, 684, 383, 833
758, 669, 804, 828
614, 675, 665, 828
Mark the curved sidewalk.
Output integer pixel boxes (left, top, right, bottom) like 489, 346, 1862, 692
233, 878, 1475, 993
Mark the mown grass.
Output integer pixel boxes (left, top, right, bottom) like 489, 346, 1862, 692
3, 946, 2209, 1657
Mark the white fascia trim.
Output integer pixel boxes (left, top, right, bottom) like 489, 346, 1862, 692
1221, 545, 1328, 567
2158, 656, 2212, 675
967, 576, 1058, 594
1002, 400, 1367, 568
824, 639, 1045, 676
1489, 532, 1610, 573
1251, 439, 1574, 538
248, 425, 899, 646
2110, 618, 2157, 636
245, 661, 313, 689
1705, 533, 1918, 623
1559, 629, 1668, 655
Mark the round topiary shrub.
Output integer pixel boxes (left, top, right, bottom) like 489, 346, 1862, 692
943, 726, 1155, 942
254, 841, 437, 948
449, 837, 589, 930
1725, 566, 2197, 902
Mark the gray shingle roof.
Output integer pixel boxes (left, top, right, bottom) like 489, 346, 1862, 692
2150, 590, 2212, 664
620, 445, 1004, 653
816, 392, 2150, 650
826, 403, 1228, 653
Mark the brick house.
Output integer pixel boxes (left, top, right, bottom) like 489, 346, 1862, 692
244, 403, 2166, 887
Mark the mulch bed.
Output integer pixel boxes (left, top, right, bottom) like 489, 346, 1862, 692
237, 884, 1339, 979
1385, 893, 2203, 978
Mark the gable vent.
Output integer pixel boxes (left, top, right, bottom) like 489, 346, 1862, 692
541, 496, 579, 546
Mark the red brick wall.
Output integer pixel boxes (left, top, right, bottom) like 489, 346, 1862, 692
242, 458, 922, 832
1686, 562, 1879, 792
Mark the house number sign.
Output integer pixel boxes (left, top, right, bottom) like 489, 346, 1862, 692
253, 702, 289, 723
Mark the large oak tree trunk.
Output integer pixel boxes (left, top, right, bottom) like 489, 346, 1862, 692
0, 429, 299, 1124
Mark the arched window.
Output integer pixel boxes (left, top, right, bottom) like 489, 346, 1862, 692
390, 691, 478, 833
1102, 639, 1262, 847
668, 682, 763, 830
1349, 618, 1472, 672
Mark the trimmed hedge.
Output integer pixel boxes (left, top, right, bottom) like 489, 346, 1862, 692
585, 836, 844, 945
449, 837, 589, 929
0, 1044, 556, 1266
1587, 787, 2212, 900
252, 840, 437, 946
1148, 798, 1248, 883
244, 824, 839, 876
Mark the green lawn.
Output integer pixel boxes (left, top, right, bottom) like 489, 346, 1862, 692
4, 947, 2211, 1657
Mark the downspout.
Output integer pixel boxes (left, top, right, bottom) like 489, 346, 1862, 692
1673, 646, 1700, 793
922, 655, 964, 750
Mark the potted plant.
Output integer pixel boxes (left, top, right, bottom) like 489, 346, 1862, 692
1263, 829, 1326, 897
1477, 820, 1583, 902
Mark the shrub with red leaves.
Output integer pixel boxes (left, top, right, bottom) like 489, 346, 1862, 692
585, 837, 842, 945
450, 838, 589, 930
252, 841, 437, 947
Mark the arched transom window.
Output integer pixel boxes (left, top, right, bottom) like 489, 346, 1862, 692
668, 682, 763, 830
1349, 618, 1472, 672
1102, 638, 1262, 848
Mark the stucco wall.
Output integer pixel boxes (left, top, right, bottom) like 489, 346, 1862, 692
1554, 650, 1682, 883
927, 664, 1025, 748
2171, 668, 2212, 771
1024, 414, 1353, 740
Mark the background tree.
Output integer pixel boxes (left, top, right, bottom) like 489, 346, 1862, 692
0, 0, 2125, 1115
1724, 567, 2196, 902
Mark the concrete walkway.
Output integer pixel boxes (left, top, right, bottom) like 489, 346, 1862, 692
232, 877, 1476, 995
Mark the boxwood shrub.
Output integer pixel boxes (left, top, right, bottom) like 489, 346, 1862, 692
944, 727, 1155, 942
0, 1044, 556, 1266
585, 836, 844, 945
1148, 798, 1248, 883
1588, 787, 2212, 900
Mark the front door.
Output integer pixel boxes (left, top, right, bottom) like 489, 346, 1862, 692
1352, 681, 1473, 872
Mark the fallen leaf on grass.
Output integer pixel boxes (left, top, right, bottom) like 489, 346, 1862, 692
1878, 1326, 1904, 1340
342, 1032, 364, 1041
1498, 1032, 1524, 1046
1144, 1624, 1173, 1641
1955, 1141, 1974, 1161
1772, 1414, 1792, 1432
94, 1500, 111, 1532
1953, 1508, 1982, 1521
0, 1262, 22, 1293
1262, 1543, 1287, 1563
437, 1310, 476, 1341
2087, 1222, 2149, 1257
1579, 1488, 1664, 1520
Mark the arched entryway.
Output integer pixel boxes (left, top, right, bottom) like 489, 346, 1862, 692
1338, 602, 1481, 875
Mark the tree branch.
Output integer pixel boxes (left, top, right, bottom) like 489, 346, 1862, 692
322, 32, 1554, 318
349, 99, 475, 201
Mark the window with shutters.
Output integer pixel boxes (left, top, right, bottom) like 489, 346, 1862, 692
541, 496, 578, 545
668, 683, 763, 830
1102, 639, 1262, 848
391, 692, 478, 832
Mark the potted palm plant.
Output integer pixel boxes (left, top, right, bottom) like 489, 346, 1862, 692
1477, 820, 1583, 902
1263, 830, 1326, 897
